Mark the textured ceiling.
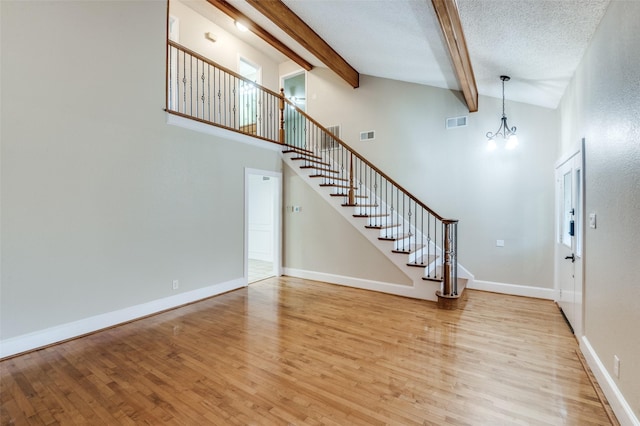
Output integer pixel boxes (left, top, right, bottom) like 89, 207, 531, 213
185, 0, 611, 109
458, 0, 610, 108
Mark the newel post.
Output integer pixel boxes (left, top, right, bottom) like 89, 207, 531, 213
348, 153, 355, 205
279, 88, 285, 144
437, 219, 460, 309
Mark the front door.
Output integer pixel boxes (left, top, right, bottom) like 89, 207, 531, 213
554, 145, 584, 336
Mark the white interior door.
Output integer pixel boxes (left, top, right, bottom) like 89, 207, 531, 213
554, 148, 584, 336
248, 174, 275, 262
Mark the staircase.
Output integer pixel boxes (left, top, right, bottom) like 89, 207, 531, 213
165, 40, 473, 306
282, 144, 473, 305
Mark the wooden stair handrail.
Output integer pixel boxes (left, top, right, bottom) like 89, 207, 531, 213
281, 97, 456, 223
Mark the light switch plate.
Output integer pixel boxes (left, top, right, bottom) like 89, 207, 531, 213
589, 213, 597, 229
496, 239, 505, 247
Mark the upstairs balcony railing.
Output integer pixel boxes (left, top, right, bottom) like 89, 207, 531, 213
166, 40, 460, 299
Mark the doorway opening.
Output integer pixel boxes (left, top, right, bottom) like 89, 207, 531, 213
245, 169, 281, 283
282, 71, 306, 112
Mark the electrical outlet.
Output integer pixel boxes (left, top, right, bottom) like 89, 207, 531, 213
614, 355, 620, 378
172, 280, 179, 290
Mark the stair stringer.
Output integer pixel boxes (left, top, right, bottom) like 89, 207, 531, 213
283, 153, 474, 301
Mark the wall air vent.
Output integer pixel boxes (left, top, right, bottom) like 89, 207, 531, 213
321, 125, 340, 150
360, 130, 375, 141
446, 116, 468, 129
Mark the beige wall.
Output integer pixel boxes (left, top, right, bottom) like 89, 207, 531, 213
302, 70, 559, 288
559, 1, 640, 419
0, 0, 281, 340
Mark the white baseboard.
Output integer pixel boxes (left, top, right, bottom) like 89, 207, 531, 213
468, 279, 556, 300
580, 337, 639, 426
283, 267, 438, 301
0, 278, 246, 359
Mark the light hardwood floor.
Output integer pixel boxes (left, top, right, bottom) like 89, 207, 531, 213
1, 277, 615, 425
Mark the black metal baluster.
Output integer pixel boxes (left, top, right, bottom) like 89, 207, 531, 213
181, 50, 186, 114
216, 67, 220, 124
420, 207, 424, 265
188, 53, 192, 114
233, 77, 237, 130
206, 63, 210, 122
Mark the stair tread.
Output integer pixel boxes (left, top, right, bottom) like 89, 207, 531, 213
379, 233, 411, 241
330, 193, 367, 198
365, 224, 401, 229
312, 175, 349, 182
342, 203, 379, 207
424, 277, 467, 288
283, 148, 321, 159
392, 244, 425, 254
301, 166, 340, 174
353, 213, 389, 218
291, 157, 331, 166
320, 183, 353, 189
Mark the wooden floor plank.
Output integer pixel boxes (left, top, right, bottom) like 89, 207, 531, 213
1, 276, 615, 424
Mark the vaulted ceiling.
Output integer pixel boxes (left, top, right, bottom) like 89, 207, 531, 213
182, 0, 611, 110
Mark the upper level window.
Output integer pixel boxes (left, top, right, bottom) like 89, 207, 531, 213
168, 16, 179, 42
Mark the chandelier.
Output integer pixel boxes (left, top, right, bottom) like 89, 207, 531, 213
486, 75, 518, 150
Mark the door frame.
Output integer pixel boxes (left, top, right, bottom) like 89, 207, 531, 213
553, 138, 585, 336
244, 168, 282, 284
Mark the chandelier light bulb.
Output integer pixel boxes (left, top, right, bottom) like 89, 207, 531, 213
506, 134, 518, 150
487, 138, 497, 151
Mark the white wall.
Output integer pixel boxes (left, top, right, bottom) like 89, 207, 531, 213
170, 0, 280, 91
302, 70, 559, 289
559, 1, 640, 422
0, 1, 281, 343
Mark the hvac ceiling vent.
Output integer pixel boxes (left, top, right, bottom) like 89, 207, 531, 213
360, 130, 375, 141
446, 116, 468, 129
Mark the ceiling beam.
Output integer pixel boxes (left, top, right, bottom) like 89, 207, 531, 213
245, 0, 360, 89
206, 0, 313, 72
432, 0, 478, 112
